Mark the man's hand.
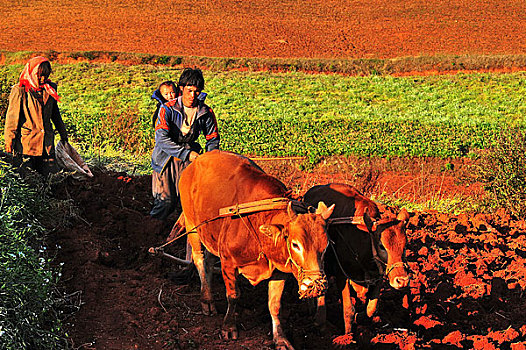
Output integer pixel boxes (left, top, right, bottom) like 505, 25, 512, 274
5, 144, 12, 154
189, 151, 199, 162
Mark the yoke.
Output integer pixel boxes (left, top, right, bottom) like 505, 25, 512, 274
219, 197, 290, 217
149, 197, 294, 260
327, 216, 365, 226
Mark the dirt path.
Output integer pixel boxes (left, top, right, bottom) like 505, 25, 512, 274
49, 158, 526, 349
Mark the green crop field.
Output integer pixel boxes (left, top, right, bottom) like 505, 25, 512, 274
1, 62, 525, 170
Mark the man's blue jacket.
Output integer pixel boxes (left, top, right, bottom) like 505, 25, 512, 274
151, 96, 220, 173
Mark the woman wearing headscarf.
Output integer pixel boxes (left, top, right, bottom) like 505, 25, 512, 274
4, 56, 68, 175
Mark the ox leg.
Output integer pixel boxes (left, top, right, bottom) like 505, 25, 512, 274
185, 237, 192, 262
331, 280, 357, 347
221, 265, 240, 340
342, 281, 357, 336
365, 283, 381, 320
350, 280, 380, 325
268, 272, 294, 350
314, 295, 326, 330
188, 232, 216, 315
366, 298, 378, 318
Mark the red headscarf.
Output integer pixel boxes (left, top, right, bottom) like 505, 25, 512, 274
19, 56, 61, 102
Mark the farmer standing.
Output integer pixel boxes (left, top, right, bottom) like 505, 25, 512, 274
150, 68, 220, 220
4, 56, 68, 176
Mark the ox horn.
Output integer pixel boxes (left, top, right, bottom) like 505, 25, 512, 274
315, 201, 335, 220
287, 201, 297, 219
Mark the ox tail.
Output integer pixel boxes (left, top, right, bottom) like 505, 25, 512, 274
165, 212, 186, 243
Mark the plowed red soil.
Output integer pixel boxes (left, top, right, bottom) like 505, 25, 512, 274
6, 1, 526, 349
1, 0, 525, 59
49, 157, 526, 350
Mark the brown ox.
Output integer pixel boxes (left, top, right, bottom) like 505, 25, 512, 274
303, 183, 410, 343
179, 150, 334, 350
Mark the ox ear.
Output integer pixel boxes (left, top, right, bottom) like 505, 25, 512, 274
287, 201, 297, 220
397, 208, 410, 222
259, 224, 285, 243
363, 208, 376, 232
315, 201, 335, 220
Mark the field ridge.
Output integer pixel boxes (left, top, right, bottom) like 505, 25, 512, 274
2, 50, 526, 76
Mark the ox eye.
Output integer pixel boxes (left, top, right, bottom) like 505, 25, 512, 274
378, 242, 388, 261
291, 241, 302, 252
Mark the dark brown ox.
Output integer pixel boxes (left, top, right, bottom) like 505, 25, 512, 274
303, 183, 410, 343
179, 150, 334, 350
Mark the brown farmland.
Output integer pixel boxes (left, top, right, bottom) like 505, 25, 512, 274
1, 0, 526, 60
3, 0, 526, 349
50, 160, 526, 349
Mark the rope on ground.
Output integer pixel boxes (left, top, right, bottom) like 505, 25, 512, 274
249, 156, 306, 161
158, 285, 168, 313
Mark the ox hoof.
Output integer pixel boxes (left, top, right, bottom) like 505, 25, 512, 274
354, 311, 372, 325
332, 334, 356, 348
221, 326, 238, 340
200, 302, 217, 316
275, 338, 295, 350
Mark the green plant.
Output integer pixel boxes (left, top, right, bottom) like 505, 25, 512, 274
68, 51, 82, 60
171, 56, 183, 65
44, 50, 59, 61
140, 55, 154, 64
79, 104, 153, 156
2, 61, 525, 171
443, 162, 454, 171
155, 55, 170, 65
0, 162, 67, 349
373, 192, 482, 215
471, 129, 526, 217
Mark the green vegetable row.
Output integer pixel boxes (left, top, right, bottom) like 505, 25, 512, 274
1, 63, 525, 161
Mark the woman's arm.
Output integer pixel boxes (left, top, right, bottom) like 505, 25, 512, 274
4, 86, 22, 153
51, 100, 68, 142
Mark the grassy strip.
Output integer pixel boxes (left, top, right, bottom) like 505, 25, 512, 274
2, 50, 526, 75
0, 162, 67, 349
373, 193, 484, 216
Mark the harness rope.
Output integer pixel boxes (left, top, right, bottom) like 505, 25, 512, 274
150, 205, 410, 288
233, 201, 327, 296
325, 215, 410, 287
149, 197, 329, 297
151, 198, 291, 253
151, 214, 224, 253
236, 212, 268, 262
150, 198, 298, 263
